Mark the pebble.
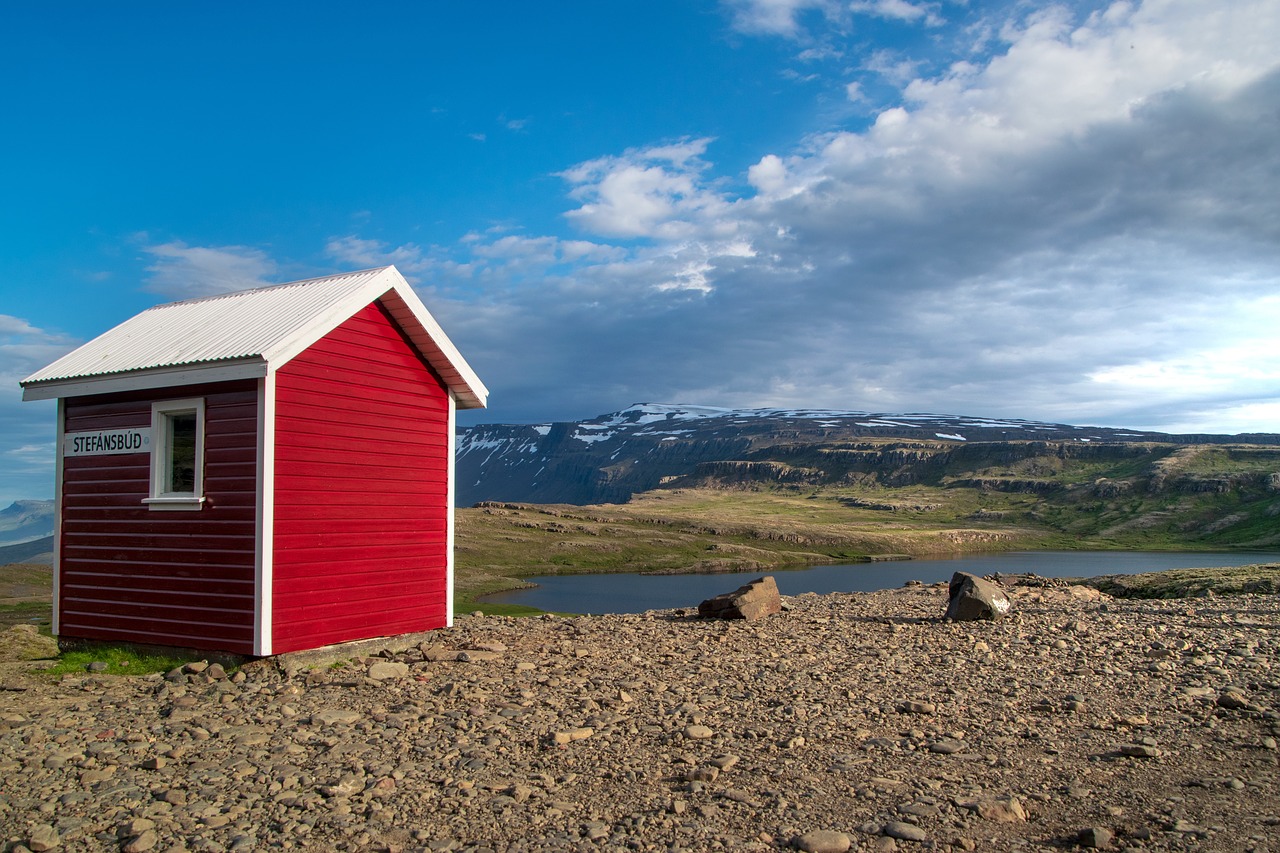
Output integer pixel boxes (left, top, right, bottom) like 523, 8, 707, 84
1078, 827, 1113, 848
0, 584, 1277, 853
367, 660, 409, 680
795, 829, 851, 852
27, 824, 59, 852
122, 830, 159, 853
882, 821, 928, 842
898, 700, 936, 715
552, 727, 593, 744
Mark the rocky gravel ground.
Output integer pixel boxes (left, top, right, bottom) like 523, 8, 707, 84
1, 581, 1278, 853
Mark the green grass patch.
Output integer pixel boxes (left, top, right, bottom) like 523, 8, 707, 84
44, 645, 196, 678
1081, 563, 1280, 599
0, 600, 52, 631
454, 600, 552, 617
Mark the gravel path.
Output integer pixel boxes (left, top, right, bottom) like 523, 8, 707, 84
1, 582, 1277, 852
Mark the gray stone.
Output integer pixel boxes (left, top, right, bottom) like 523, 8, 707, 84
883, 821, 928, 842
1079, 827, 1113, 848
794, 829, 851, 852
122, 819, 155, 835
27, 824, 59, 852
367, 661, 409, 680
552, 727, 594, 744
699, 576, 783, 621
1217, 692, 1264, 712
312, 708, 362, 725
898, 700, 936, 715
122, 830, 159, 853
977, 796, 1027, 822
945, 572, 1011, 621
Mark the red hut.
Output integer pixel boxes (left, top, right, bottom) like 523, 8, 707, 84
20, 266, 487, 656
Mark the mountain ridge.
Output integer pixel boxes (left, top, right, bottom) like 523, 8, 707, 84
0, 499, 54, 548
457, 403, 1280, 506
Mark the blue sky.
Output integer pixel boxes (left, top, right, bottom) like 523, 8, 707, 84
3, 0, 1279, 504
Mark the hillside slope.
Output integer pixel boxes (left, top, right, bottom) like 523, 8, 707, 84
457, 403, 1279, 506
0, 500, 54, 547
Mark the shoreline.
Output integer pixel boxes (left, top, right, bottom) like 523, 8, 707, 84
473, 555, 1280, 612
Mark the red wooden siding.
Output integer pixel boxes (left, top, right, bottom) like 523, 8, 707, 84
59, 381, 259, 653
271, 301, 451, 653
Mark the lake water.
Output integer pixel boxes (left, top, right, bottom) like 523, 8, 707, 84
478, 551, 1280, 615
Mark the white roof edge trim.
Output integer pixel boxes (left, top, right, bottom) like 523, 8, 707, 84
258, 267, 400, 368
18, 265, 487, 408
382, 278, 489, 410
20, 267, 396, 388
262, 266, 488, 410
21, 360, 268, 401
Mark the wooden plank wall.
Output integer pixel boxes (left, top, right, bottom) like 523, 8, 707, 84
271, 301, 451, 653
59, 381, 259, 653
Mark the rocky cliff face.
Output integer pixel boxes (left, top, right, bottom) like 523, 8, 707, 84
0, 500, 54, 547
456, 403, 1278, 506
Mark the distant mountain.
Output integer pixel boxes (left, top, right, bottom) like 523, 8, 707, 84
0, 535, 53, 565
456, 403, 1280, 506
0, 499, 54, 547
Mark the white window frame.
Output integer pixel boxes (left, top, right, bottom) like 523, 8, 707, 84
143, 397, 206, 511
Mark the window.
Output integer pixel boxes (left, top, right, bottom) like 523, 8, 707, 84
144, 398, 205, 510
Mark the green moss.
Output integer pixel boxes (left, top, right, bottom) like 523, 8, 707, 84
44, 646, 198, 678
1082, 564, 1280, 599
453, 601, 553, 617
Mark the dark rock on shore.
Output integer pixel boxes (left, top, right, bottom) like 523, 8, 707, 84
944, 571, 1012, 621
698, 575, 783, 621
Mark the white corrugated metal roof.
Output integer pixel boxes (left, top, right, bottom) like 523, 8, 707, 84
21, 266, 488, 409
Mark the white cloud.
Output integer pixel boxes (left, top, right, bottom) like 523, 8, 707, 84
861, 50, 926, 86
1084, 292, 1280, 431
0, 315, 41, 336
0, 316, 79, 503
143, 242, 278, 299
654, 240, 757, 294
1, 315, 79, 387
325, 235, 435, 275
458, 0, 1280, 433
746, 154, 789, 195
469, 235, 629, 271
724, 0, 840, 37
850, 0, 943, 27
558, 138, 735, 240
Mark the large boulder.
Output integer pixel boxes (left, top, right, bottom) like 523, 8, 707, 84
1, 624, 59, 661
698, 576, 782, 621
945, 571, 1011, 621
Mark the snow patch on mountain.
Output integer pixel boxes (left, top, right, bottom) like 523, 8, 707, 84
0, 499, 55, 547
452, 402, 1265, 506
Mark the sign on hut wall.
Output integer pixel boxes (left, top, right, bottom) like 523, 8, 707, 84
64, 428, 151, 457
